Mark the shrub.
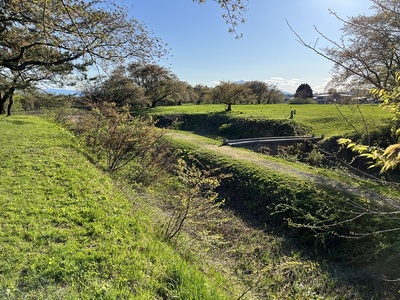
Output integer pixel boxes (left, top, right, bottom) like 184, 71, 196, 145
162, 157, 226, 240
155, 113, 311, 138
304, 147, 325, 166
288, 97, 316, 104
53, 102, 171, 184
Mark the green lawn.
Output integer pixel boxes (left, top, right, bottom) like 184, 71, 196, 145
146, 103, 392, 137
0, 115, 232, 299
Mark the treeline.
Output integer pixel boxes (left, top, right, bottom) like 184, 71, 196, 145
79, 63, 286, 109
11, 63, 287, 113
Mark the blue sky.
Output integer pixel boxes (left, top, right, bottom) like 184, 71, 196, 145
127, 0, 371, 93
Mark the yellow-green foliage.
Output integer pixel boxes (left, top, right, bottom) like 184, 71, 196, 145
338, 138, 400, 173
338, 72, 400, 173
162, 157, 225, 240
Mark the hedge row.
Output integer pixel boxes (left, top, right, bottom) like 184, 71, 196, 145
155, 113, 311, 138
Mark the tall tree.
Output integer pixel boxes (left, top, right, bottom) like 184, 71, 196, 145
173, 81, 197, 105
194, 84, 213, 104
266, 88, 285, 104
83, 66, 145, 108
128, 63, 179, 108
245, 81, 284, 104
288, 0, 400, 91
245, 81, 268, 104
0, 0, 165, 115
212, 81, 253, 111
294, 83, 313, 99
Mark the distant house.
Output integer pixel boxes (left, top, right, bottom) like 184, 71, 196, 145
314, 94, 333, 104
313, 93, 352, 104
353, 97, 380, 104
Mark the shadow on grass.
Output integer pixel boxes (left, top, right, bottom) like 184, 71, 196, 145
0, 116, 34, 126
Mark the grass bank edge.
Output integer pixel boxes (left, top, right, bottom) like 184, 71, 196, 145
144, 103, 392, 138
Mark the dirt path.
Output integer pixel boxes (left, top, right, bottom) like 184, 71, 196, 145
166, 130, 400, 209
167, 130, 334, 182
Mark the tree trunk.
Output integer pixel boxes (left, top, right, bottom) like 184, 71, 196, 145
7, 95, 13, 116
0, 92, 3, 114
0, 100, 5, 114
1, 87, 16, 115
226, 103, 232, 111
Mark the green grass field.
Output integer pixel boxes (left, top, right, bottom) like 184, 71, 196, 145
0, 115, 232, 299
2, 113, 398, 299
146, 103, 392, 137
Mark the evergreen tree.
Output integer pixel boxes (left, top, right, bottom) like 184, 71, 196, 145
294, 83, 313, 99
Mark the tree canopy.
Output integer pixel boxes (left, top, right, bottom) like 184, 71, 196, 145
0, 0, 249, 115
245, 81, 284, 104
292, 0, 400, 171
83, 66, 145, 108
294, 83, 313, 99
212, 81, 254, 111
128, 63, 179, 108
0, 0, 166, 114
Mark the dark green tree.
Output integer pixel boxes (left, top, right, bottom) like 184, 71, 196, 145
294, 83, 313, 99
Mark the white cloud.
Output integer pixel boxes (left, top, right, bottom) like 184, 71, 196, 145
210, 80, 221, 86
264, 77, 331, 93
312, 78, 331, 93
265, 77, 301, 93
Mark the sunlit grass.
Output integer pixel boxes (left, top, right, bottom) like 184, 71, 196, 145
0, 115, 232, 299
146, 103, 392, 137
1, 114, 396, 299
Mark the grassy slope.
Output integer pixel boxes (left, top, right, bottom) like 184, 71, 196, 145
0, 116, 231, 299
2, 113, 398, 299
164, 131, 400, 297
146, 103, 392, 137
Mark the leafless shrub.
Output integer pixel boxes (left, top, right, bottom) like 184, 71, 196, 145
163, 158, 227, 240
59, 102, 169, 185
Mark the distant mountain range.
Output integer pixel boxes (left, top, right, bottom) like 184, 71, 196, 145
45, 88, 81, 95
283, 91, 294, 98
235, 80, 247, 85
